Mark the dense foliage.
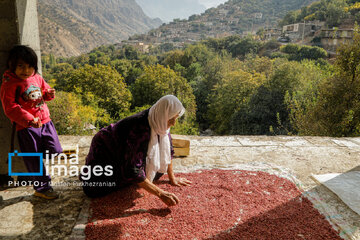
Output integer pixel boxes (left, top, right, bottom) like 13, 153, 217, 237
286, 27, 360, 136
42, 29, 359, 137
280, 44, 328, 61
47, 91, 100, 135
131, 64, 198, 135
279, 0, 360, 28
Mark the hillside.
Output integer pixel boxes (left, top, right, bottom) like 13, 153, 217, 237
131, 0, 317, 44
280, 0, 359, 28
38, 0, 162, 57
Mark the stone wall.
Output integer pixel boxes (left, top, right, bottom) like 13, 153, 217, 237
0, 0, 41, 176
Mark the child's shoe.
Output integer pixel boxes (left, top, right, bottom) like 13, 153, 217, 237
34, 188, 59, 200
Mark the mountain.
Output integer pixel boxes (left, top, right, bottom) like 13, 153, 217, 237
135, 0, 207, 22
131, 0, 317, 44
38, 0, 162, 57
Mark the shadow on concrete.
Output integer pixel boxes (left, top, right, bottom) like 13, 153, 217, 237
0, 194, 59, 239
0, 180, 85, 239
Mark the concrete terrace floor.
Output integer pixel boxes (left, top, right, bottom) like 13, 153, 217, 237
0, 135, 359, 239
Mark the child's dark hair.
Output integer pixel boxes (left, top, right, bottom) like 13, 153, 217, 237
7, 45, 38, 75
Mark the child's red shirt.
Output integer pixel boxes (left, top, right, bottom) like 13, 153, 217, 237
1, 70, 54, 130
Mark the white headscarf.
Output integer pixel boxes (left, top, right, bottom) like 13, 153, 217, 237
146, 95, 185, 182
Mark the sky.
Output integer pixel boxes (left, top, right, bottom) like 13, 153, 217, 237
135, 0, 229, 23
198, 0, 227, 8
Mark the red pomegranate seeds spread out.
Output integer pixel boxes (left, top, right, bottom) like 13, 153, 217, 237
85, 169, 342, 240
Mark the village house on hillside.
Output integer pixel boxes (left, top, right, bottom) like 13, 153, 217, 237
116, 40, 150, 53
282, 21, 324, 42
264, 27, 282, 40
320, 28, 354, 52
282, 19, 356, 53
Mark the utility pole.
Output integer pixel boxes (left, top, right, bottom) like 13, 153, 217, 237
302, 20, 305, 45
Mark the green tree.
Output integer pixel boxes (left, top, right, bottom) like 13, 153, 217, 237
43, 62, 74, 87
123, 45, 139, 60
181, 44, 214, 68
162, 50, 185, 69
56, 64, 132, 119
242, 55, 274, 78
280, 44, 328, 61
41, 54, 57, 70
280, 44, 300, 55
279, 10, 300, 27
195, 56, 242, 129
279, 0, 349, 28
228, 37, 262, 58
230, 56, 276, 135
296, 45, 328, 61
110, 59, 133, 80
259, 40, 281, 58
110, 59, 145, 86
131, 64, 198, 134
325, 0, 348, 27
283, 60, 333, 135
256, 28, 266, 40
48, 91, 101, 135
207, 69, 266, 134
231, 86, 278, 135
155, 43, 175, 53
66, 54, 90, 69
306, 28, 360, 136
232, 59, 311, 135
88, 51, 111, 66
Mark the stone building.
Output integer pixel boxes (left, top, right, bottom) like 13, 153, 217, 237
282, 21, 324, 42
264, 28, 282, 40
320, 28, 354, 51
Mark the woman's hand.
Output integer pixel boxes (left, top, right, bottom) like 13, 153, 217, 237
167, 160, 192, 187
170, 177, 192, 187
159, 190, 179, 206
138, 178, 179, 207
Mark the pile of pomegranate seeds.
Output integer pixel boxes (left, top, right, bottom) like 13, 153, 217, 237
86, 169, 341, 240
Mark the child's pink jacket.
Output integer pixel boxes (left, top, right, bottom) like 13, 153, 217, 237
1, 70, 54, 130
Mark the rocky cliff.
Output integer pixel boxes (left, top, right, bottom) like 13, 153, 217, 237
38, 0, 162, 57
